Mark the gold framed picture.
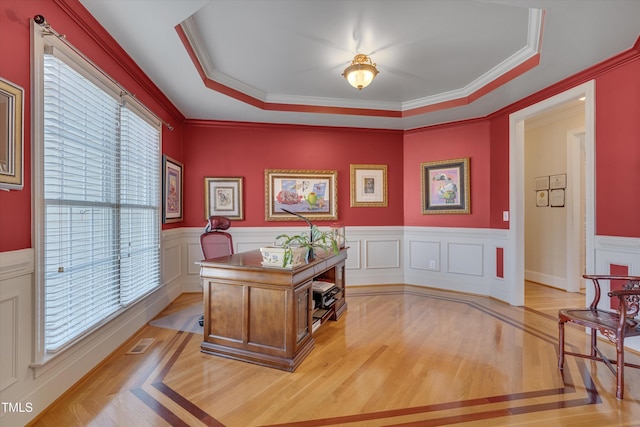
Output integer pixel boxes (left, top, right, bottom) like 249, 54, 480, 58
204, 177, 244, 220
421, 157, 470, 214
0, 77, 24, 190
265, 169, 338, 221
350, 164, 388, 207
162, 155, 183, 223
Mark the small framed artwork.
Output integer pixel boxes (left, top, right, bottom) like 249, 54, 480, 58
350, 164, 388, 207
550, 189, 565, 207
421, 157, 470, 214
534, 176, 550, 191
0, 77, 24, 190
265, 169, 338, 221
204, 177, 244, 220
162, 155, 183, 223
536, 190, 549, 207
550, 173, 566, 189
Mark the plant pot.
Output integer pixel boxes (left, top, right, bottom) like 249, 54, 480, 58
260, 246, 308, 268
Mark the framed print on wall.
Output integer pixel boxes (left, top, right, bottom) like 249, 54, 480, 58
421, 157, 470, 214
265, 169, 338, 221
350, 164, 388, 207
536, 190, 549, 207
534, 176, 550, 191
549, 173, 566, 189
550, 188, 565, 207
0, 77, 24, 190
162, 155, 183, 223
204, 177, 244, 220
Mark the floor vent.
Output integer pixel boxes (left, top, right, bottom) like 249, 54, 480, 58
126, 338, 155, 355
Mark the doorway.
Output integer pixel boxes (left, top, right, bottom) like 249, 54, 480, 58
521, 103, 586, 292
507, 81, 595, 306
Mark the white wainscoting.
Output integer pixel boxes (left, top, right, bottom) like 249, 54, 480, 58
185, 226, 513, 296
2, 229, 637, 424
0, 230, 184, 426
182, 226, 406, 292
594, 236, 640, 275
0, 248, 33, 396
593, 235, 640, 352
404, 226, 511, 298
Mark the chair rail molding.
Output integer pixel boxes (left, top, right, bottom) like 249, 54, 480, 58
0, 248, 34, 281
183, 225, 510, 296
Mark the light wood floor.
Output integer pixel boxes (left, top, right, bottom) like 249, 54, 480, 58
30, 282, 640, 426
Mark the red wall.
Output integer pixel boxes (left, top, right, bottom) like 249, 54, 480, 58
489, 114, 511, 229
0, 0, 184, 251
0, 0, 33, 251
594, 58, 640, 237
1, 0, 639, 253
484, 45, 640, 237
403, 121, 493, 227
182, 122, 404, 227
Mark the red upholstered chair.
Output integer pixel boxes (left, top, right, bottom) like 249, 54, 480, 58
200, 216, 234, 260
199, 216, 234, 326
558, 274, 640, 400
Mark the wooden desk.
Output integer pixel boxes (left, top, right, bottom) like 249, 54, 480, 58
199, 248, 347, 371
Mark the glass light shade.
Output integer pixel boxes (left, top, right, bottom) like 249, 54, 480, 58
342, 54, 378, 90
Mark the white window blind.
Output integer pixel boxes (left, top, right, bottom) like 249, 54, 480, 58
119, 106, 161, 305
42, 53, 160, 353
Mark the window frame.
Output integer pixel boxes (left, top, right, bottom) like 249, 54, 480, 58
31, 21, 163, 366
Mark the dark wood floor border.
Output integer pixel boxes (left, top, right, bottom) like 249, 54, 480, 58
135, 287, 603, 426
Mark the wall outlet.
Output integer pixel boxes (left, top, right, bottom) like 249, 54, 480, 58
429, 260, 436, 269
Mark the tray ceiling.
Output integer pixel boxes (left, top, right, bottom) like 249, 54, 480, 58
79, 0, 640, 130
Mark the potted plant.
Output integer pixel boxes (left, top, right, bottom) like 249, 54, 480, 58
261, 225, 340, 268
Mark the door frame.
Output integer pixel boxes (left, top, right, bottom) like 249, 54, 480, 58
507, 80, 595, 305
566, 128, 587, 292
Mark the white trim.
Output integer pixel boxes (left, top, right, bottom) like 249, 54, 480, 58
30, 20, 163, 366
566, 128, 586, 291
0, 292, 19, 391
509, 80, 596, 305
31, 19, 48, 368
403, 6, 542, 111
0, 248, 34, 281
596, 235, 640, 254
180, 9, 543, 114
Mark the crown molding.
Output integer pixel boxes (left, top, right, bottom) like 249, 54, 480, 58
54, 0, 184, 123
176, 8, 544, 119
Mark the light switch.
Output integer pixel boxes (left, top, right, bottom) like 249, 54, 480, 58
503, 211, 509, 221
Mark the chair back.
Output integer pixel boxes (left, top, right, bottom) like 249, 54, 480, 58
200, 216, 234, 259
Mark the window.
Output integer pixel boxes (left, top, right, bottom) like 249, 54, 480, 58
33, 27, 161, 358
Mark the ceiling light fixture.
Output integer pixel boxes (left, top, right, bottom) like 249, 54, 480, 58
342, 54, 379, 90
